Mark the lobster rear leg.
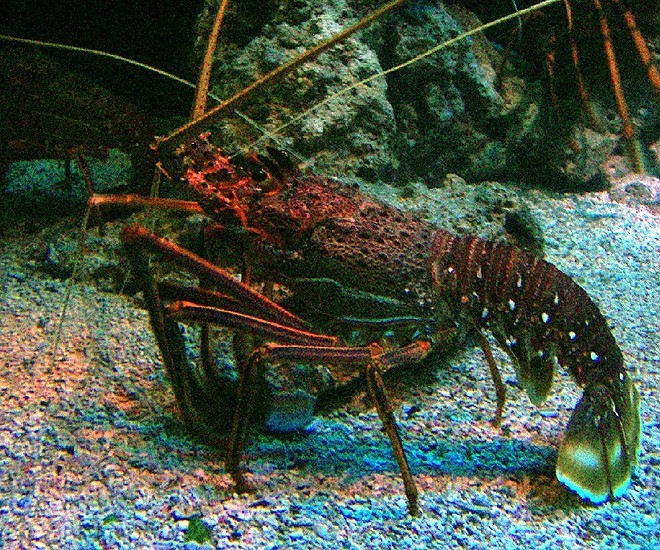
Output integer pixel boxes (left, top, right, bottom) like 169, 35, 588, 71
169, 301, 431, 517
473, 328, 506, 427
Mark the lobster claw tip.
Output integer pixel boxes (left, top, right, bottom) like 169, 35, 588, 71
556, 376, 641, 503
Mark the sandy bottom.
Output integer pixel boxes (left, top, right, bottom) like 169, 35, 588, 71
0, 186, 657, 549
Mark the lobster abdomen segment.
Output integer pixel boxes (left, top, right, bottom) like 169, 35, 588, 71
430, 232, 623, 397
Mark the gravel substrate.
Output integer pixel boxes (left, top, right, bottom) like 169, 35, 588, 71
0, 186, 658, 549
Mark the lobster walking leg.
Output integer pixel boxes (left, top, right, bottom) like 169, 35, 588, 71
225, 333, 265, 493
121, 225, 307, 329
122, 244, 241, 458
123, 228, 226, 435
122, 224, 433, 515
167, 304, 431, 516
592, 0, 645, 171
225, 340, 432, 517
473, 328, 506, 427
364, 343, 432, 517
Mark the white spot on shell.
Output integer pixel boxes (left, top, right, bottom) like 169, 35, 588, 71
541, 312, 550, 323
482, 307, 489, 318
447, 266, 454, 273
508, 299, 516, 311
537, 350, 545, 358
569, 331, 576, 340
591, 351, 599, 361
619, 373, 625, 381
554, 293, 559, 305
516, 274, 522, 288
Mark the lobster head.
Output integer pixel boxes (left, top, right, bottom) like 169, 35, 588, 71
178, 133, 291, 229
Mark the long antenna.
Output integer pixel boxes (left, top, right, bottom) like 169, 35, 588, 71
0, 33, 223, 103
153, 0, 412, 151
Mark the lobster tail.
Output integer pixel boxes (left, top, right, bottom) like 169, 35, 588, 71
556, 374, 641, 503
430, 232, 642, 502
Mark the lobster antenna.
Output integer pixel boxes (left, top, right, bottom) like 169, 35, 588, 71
154, 0, 412, 151
232, 110, 309, 164
258, 0, 561, 145
192, 0, 229, 118
512, 0, 523, 40
0, 33, 222, 103
49, 204, 92, 369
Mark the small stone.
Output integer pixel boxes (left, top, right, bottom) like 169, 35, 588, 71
171, 509, 187, 521
16, 496, 31, 509
176, 520, 189, 532
289, 530, 304, 540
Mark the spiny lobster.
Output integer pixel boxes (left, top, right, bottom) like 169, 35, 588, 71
18, 0, 645, 516
112, 133, 641, 516
463, 0, 659, 175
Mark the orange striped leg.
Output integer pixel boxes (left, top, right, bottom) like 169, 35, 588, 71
563, 0, 606, 131
545, 31, 582, 152
593, 0, 645, 172
611, 0, 660, 95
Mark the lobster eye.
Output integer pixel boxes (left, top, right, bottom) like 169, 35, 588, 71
250, 167, 268, 182
265, 146, 295, 171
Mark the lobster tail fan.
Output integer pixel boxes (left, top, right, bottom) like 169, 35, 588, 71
556, 375, 641, 503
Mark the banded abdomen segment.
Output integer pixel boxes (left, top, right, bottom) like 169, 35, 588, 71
430, 232, 623, 399
430, 231, 641, 503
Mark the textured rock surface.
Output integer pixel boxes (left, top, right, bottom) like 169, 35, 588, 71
204, 0, 396, 180
201, 1, 522, 186
198, 0, 658, 190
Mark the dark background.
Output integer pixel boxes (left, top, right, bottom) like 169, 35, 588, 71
1, 0, 205, 116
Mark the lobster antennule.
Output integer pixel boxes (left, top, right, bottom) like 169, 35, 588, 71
556, 374, 641, 503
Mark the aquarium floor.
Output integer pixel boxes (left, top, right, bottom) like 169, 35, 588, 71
0, 186, 658, 549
